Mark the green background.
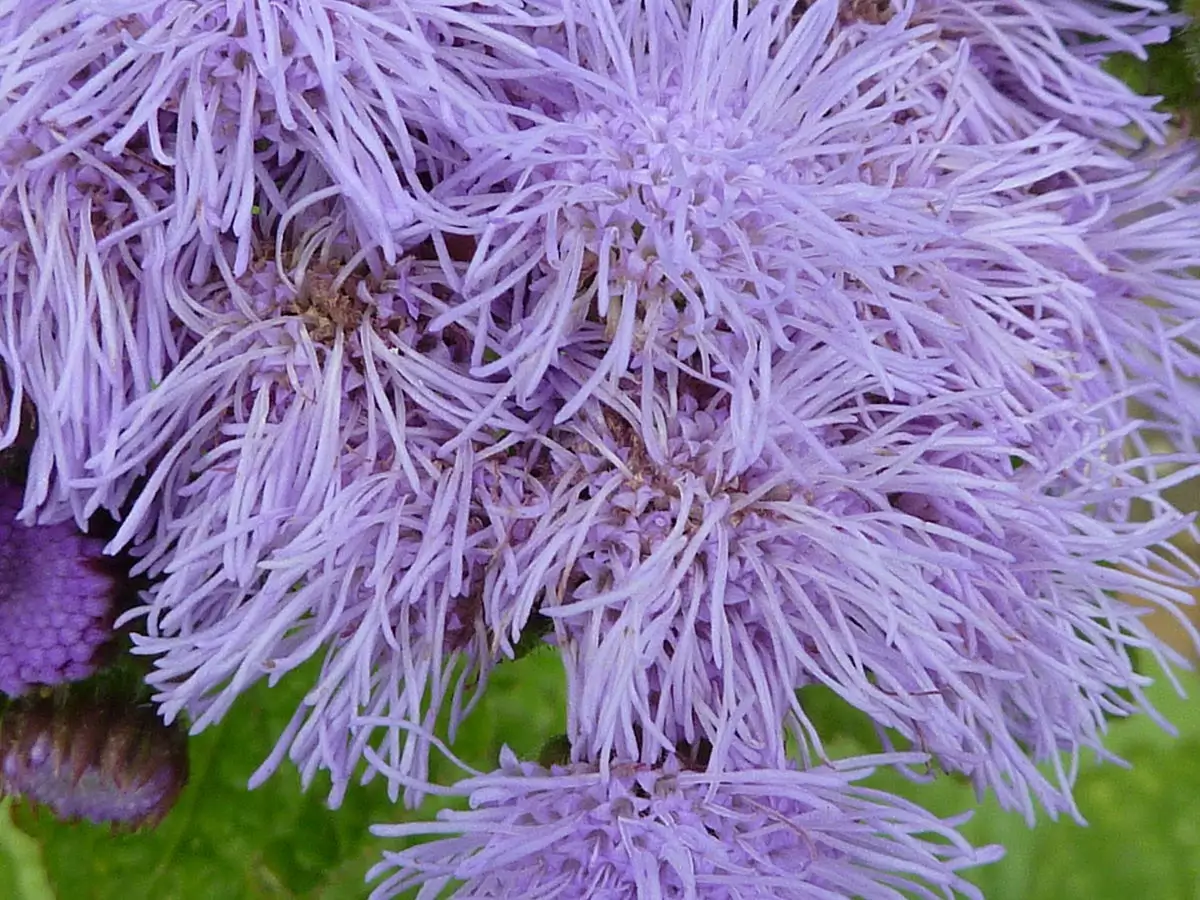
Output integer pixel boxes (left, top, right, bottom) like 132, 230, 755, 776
5, 648, 1200, 899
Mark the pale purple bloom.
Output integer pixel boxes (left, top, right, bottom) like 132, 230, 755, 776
1063, 141, 1200, 442
83, 184, 520, 805
915, 0, 1178, 145
0, 0, 544, 268
0, 483, 119, 695
444, 0, 960, 446
422, 0, 1199, 474
486, 349, 1200, 821
2, 4, 1199, 892
369, 746, 1002, 899
0, 124, 176, 526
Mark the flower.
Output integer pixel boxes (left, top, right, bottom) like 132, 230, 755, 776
0, 483, 120, 696
369, 746, 1002, 900
912, 0, 1178, 145
0, 685, 188, 829
0, 0, 540, 269
4, 4, 1198, 885
446, 0, 962, 447
428, 0, 1197, 471
1062, 140, 1200, 443
84, 178, 523, 805
0, 123, 176, 525
486, 348, 1200, 821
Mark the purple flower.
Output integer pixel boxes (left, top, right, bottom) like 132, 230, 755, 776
914, 0, 1178, 145
369, 746, 1002, 900
0, 0, 539, 269
0, 483, 119, 696
83, 184, 520, 805
0, 687, 188, 829
447, 0, 957, 443
0, 124, 176, 525
484, 354, 1199, 821
1063, 141, 1200, 442
3, 5, 1197, 886
422, 0, 1198, 471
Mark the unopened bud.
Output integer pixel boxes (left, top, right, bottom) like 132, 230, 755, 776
0, 484, 121, 695
0, 690, 188, 830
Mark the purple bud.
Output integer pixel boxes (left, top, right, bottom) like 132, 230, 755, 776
0, 484, 119, 696
0, 689, 188, 830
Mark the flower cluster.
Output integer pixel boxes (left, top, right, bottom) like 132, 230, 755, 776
3, 0, 1200, 893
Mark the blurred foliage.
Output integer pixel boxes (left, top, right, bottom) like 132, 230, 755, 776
6, 644, 1200, 899
879, 659, 1200, 900
793, 656, 1200, 900
1, 649, 566, 899
1105, 0, 1200, 134
0, 799, 53, 900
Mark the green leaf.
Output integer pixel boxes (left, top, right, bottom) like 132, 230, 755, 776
7, 648, 566, 900
796, 683, 883, 755
857, 661, 1200, 900
1, 799, 54, 900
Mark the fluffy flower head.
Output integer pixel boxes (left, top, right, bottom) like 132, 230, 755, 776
370, 747, 1001, 899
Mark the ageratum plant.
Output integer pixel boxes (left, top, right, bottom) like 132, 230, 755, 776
1, 0, 1199, 896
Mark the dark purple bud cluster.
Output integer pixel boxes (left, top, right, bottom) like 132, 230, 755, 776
0, 485, 117, 696
0, 689, 188, 830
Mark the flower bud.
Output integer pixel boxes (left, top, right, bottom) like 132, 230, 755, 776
0, 690, 188, 830
0, 484, 120, 695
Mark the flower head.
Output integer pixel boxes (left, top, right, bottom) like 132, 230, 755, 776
0, 0, 542, 268
84, 178, 521, 805
912, 0, 1178, 145
0, 124, 176, 524
3, 0, 1197, 868
487, 352, 1200, 821
432, 0, 1198, 470
370, 747, 1002, 900
446, 0, 957, 446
